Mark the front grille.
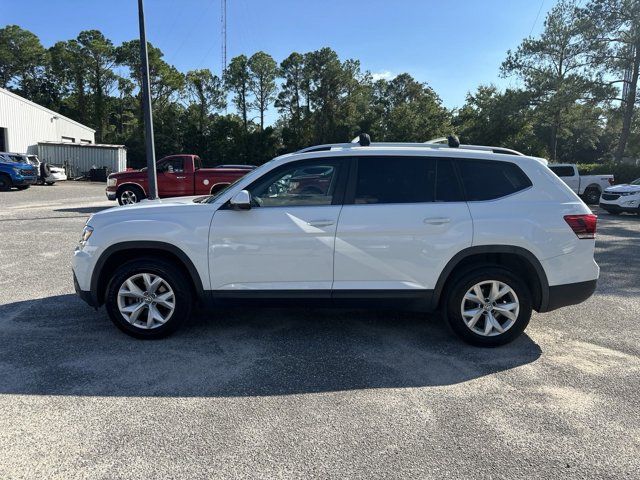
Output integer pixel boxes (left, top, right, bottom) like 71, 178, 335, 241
19, 168, 37, 176
601, 193, 620, 201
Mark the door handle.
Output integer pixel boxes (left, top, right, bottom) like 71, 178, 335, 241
307, 220, 335, 227
424, 217, 450, 225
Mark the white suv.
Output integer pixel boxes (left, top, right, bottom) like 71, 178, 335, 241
73, 140, 599, 346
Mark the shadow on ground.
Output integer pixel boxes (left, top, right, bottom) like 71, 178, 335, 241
53, 206, 112, 214
0, 294, 541, 397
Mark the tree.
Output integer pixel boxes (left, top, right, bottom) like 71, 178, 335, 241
580, 0, 640, 161
501, 0, 608, 160
276, 52, 313, 150
454, 85, 543, 155
0, 25, 47, 91
184, 69, 226, 157
248, 51, 277, 131
372, 73, 451, 142
77, 30, 118, 142
224, 55, 252, 133
116, 40, 184, 110
49, 40, 88, 122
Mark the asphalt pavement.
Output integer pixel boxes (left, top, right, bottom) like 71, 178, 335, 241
0, 182, 638, 479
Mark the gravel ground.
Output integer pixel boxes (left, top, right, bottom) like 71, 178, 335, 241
0, 182, 638, 479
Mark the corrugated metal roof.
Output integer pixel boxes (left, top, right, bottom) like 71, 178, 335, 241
38, 141, 126, 149
0, 88, 96, 132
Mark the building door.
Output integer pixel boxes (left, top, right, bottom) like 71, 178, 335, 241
0, 128, 7, 151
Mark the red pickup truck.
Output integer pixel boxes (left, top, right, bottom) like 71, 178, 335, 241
106, 154, 255, 204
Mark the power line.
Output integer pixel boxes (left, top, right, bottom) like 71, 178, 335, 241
529, 0, 545, 37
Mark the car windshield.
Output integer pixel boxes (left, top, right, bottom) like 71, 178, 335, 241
200, 157, 276, 204
631, 178, 640, 185
200, 177, 245, 204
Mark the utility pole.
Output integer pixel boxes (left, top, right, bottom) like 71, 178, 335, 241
138, 0, 158, 199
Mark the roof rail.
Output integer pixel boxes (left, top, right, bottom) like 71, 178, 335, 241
297, 142, 525, 156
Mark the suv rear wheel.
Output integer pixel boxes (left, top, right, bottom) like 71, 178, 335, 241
105, 258, 193, 339
445, 267, 532, 347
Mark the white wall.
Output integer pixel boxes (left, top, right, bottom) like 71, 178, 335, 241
0, 88, 95, 154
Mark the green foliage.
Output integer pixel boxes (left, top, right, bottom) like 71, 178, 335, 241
576, 162, 640, 183
2, 10, 638, 168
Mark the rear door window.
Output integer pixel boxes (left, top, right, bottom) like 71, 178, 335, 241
354, 156, 436, 204
549, 166, 575, 177
459, 159, 532, 201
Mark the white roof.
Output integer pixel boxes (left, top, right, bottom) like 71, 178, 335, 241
0, 87, 96, 132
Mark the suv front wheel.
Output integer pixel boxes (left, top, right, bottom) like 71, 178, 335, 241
445, 267, 532, 347
105, 258, 193, 339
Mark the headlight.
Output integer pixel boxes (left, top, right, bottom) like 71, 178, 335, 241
620, 191, 639, 196
107, 177, 117, 187
13, 167, 21, 175
80, 225, 94, 245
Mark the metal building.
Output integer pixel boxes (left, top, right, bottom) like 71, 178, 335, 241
38, 142, 127, 179
0, 87, 96, 154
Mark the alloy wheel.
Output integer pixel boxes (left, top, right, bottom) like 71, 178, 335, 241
460, 280, 520, 337
120, 190, 137, 204
116, 273, 176, 329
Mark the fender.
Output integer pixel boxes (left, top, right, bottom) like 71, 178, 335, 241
431, 245, 550, 311
117, 182, 147, 196
90, 241, 205, 305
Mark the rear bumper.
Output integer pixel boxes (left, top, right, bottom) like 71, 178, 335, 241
539, 279, 597, 312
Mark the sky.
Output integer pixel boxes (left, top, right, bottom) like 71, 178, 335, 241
2, 0, 556, 122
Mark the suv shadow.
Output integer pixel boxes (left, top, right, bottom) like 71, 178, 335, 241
0, 294, 541, 398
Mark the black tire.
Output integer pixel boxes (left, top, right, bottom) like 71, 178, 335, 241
0, 174, 12, 191
105, 258, 193, 339
45, 182, 55, 186
15, 185, 30, 190
444, 267, 532, 347
117, 185, 145, 205
583, 186, 601, 205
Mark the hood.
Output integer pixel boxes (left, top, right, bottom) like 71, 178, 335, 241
109, 169, 144, 179
0, 159, 35, 170
91, 196, 206, 221
605, 183, 640, 193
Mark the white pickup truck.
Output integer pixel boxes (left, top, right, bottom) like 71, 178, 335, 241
548, 164, 614, 204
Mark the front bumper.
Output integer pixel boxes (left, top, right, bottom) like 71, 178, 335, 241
540, 279, 597, 312
73, 270, 97, 307
599, 200, 639, 213
13, 175, 37, 185
106, 189, 117, 201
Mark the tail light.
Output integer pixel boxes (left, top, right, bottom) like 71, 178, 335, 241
564, 214, 597, 239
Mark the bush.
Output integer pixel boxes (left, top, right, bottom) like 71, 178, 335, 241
576, 163, 640, 184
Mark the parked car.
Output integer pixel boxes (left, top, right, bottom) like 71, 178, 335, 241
73, 139, 599, 347
599, 178, 640, 215
105, 154, 255, 205
548, 164, 614, 204
22, 154, 67, 185
0, 152, 38, 190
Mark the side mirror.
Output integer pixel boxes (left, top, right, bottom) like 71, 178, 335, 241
229, 190, 251, 210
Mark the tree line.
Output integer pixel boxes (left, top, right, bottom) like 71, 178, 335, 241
0, 0, 638, 167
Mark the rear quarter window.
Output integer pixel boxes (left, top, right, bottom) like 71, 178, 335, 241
549, 166, 575, 177
459, 159, 532, 201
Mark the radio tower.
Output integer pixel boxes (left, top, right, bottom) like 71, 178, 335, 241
220, 0, 227, 75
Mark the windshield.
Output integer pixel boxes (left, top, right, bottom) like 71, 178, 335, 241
201, 177, 245, 203
201, 157, 277, 204
631, 178, 640, 185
